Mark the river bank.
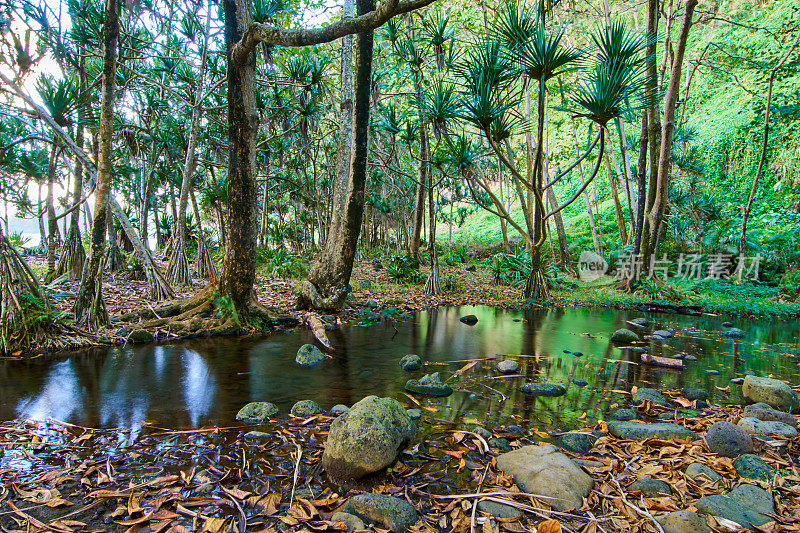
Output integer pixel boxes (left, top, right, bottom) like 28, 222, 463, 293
1, 383, 798, 532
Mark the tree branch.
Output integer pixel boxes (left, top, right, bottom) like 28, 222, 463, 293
233, 0, 436, 62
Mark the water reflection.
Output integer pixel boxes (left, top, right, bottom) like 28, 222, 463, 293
1, 306, 797, 431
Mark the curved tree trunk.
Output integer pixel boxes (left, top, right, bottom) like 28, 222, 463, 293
330, 0, 355, 233
55, 112, 86, 279
297, 0, 376, 312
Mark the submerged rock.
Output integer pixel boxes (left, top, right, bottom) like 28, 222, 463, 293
404, 373, 453, 397
738, 417, 798, 438
705, 421, 753, 457
519, 382, 566, 396
742, 375, 799, 412
459, 314, 478, 325
488, 437, 511, 452
236, 402, 278, 424
296, 344, 326, 366
611, 328, 640, 342
406, 409, 421, 420
290, 400, 322, 417
631, 318, 649, 327
322, 396, 415, 482
696, 484, 773, 529
496, 360, 519, 374
734, 454, 774, 481
471, 426, 492, 440
723, 327, 745, 338
398, 354, 422, 371
657, 511, 711, 533
496, 444, 593, 511
607, 421, 698, 441
342, 494, 419, 532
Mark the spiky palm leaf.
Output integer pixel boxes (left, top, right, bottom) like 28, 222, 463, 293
253, 0, 287, 23
512, 25, 581, 82
37, 76, 80, 127
420, 80, 459, 139
423, 10, 453, 70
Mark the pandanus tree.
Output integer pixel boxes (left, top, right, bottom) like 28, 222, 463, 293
458, 5, 650, 301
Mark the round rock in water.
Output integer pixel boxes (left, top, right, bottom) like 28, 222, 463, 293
705, 421, 753, 458
406, 409, 421, 420
404, 372, 453, 397
296, 344, 326, 366
682, 388, 708, 401
572, 379, 588, 387
556, 431, 599, 454
519, 382, 566, 396
721, 321, 734, 328
610, 328, 640, 342
652, 329, 673, 338
236, 402, 278, 424
633, 388, 670, 407
578, 251, 608, 282
631, 317, 649, 327
459, 314, 479, 325
331, 404, 349, 415
398, 354, 422, 371
290, 400, 323, 417
496, 360, 519, 374
322, 396, 416, 482
723, 327, 745, 338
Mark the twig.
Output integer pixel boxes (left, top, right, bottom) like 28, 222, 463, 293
289, 442, 302, 507
611, 477, 664, 533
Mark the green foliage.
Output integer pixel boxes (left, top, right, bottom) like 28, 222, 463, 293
256, 248, 309, 279
440, 274, 463, 291
386, 255, 423, 284
8, 231, 30, 250
491, 248, 530, 287
779, 269, 800, 301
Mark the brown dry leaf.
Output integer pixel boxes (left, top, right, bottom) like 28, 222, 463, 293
202, 517, 227, 533
536, 519, 562, 533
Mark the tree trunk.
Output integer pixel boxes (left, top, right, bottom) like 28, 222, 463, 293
218, 0, 262, 321
331, 0, 355, 233
73, 0, 119, 328
643, 0, 698, 259
55, 90, 86, 279
168, 2, 211, 286
738, 28, 800, 258
46, 145, 58, 279
605, 151, 628, 245
298, 0, 376, 311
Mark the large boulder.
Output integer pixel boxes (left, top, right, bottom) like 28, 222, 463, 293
495, 444, 593, 511
236, 402, 278, 424
404, 373, 453, 397
322, 396, 416, 482
296, 344, 326, 366
737, 417, 798, 438
341, 494, 418, 532
705, 421, 753, 457
607, 421, 698, 441
742, 375, 799, 413
696, 484, 773, 529
611, 328, 640, 342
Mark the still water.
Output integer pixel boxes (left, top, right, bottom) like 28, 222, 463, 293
2, 306, 798, 433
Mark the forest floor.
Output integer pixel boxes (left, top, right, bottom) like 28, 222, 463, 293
1, 398, 798, 532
